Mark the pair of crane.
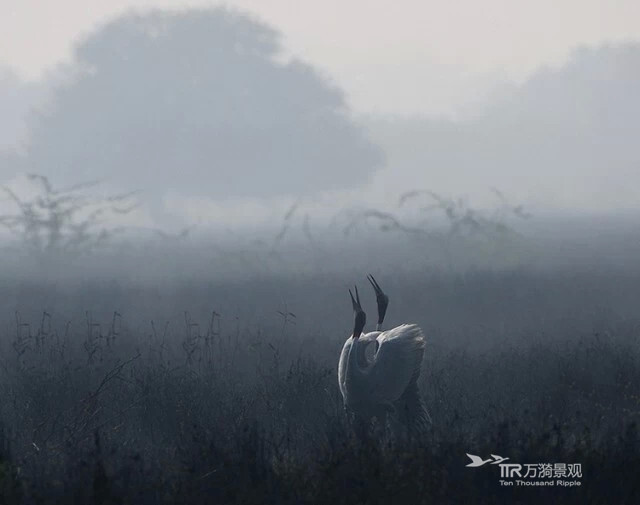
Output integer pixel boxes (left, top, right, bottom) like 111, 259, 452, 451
338, 275, 431, 435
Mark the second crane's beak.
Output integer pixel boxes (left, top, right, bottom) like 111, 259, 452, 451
367, 274, 389, 325
349, 286, 366, 339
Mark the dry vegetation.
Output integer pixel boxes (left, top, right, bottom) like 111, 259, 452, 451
0, 267, 639, 504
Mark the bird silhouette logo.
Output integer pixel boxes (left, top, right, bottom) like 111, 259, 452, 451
489, 454, 509, 464
466, 453, 509, 467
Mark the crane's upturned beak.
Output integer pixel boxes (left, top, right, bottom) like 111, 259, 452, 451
367, 274, 389, 326
349, 286, 366, 339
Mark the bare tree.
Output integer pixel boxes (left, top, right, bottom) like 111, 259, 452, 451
0, 174, 137, 254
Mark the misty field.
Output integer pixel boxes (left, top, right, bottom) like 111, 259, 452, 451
0, 259, 639, 504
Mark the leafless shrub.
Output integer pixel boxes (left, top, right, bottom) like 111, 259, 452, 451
84, 311, 122, 364
0, 174, 137, 254
396, 188, 531, 238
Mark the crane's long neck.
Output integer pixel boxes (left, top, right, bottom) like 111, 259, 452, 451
346, 336, 365, 383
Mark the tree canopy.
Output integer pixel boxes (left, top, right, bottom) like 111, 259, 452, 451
22, 8, 383, 208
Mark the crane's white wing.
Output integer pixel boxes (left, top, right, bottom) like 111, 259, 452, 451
367, 324, 425, 404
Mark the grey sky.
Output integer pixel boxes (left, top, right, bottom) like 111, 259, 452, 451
3, 0, 640, 116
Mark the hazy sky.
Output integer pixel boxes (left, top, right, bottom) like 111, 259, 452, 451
3, 0, 640, 116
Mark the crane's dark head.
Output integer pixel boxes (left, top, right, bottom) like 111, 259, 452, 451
349, 286, 366, 339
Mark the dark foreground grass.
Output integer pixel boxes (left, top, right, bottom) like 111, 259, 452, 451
0, 307, 638, 505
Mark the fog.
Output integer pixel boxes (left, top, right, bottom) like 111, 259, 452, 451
367, 44, 640, 212
0, 4, 638, 285
1, 6, 639, 229
0, 5, 638, 283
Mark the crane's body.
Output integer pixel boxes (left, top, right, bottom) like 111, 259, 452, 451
338, 276, 431, 435
338, 331, 384, 419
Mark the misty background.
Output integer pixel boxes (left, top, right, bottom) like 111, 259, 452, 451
0, 1, 637, 352
0, 2, 639, 281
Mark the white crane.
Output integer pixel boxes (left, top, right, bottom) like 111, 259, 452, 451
338, 275, 431, 436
